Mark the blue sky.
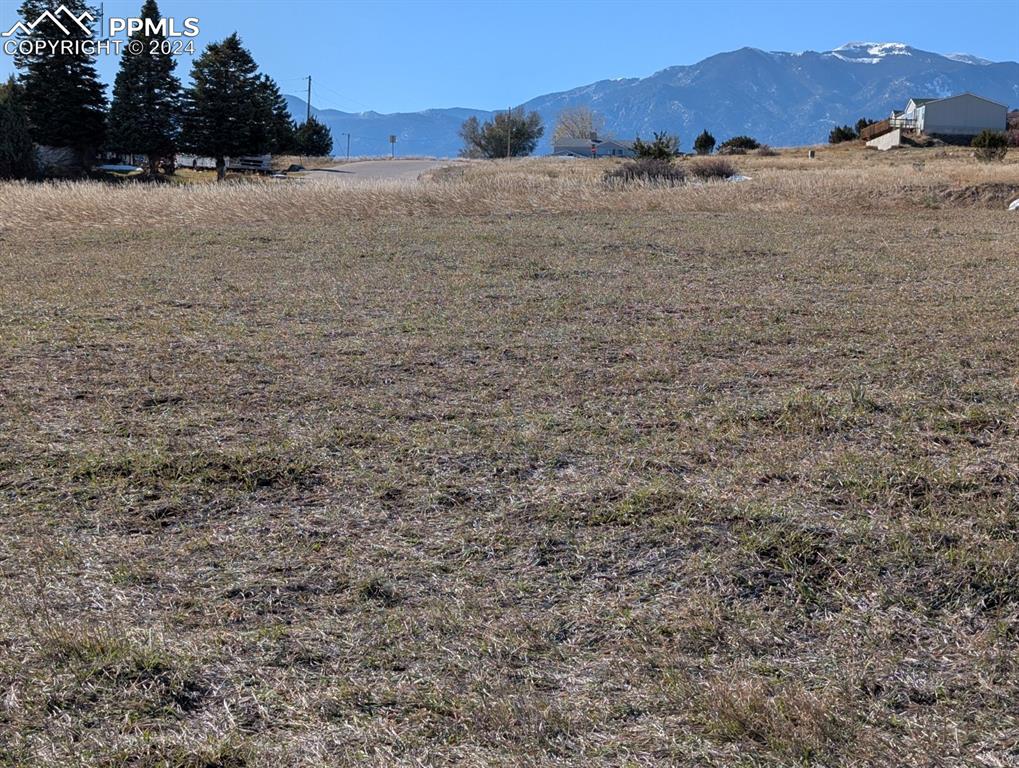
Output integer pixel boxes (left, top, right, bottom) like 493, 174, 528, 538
2, 0, 1017, 113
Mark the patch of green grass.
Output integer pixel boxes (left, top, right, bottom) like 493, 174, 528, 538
822, 453, 985, 513
734, 516, 846, 607
36, 628, 205, 727
699, 674, 848, 763
95, 738, 251, 768
69, 445, 322, 496
770, 390, 856, 435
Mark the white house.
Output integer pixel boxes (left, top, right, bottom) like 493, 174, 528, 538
552, 135, 635, 158
900, 93, 1007, 138
865, 92, 1009, 150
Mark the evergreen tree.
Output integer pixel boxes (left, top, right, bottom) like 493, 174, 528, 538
828, 124, 857, 144
0, 77, 37, 179
294, 116, 333, 156
855, 117, 876, 136
716, 135, 760, 155
632, 131, 679, 160
259, 75, 296, 154
693, 129, 716, 155
180, 33, 272, 180
14, 0, 106, 165
459, 108, 543, 158
107, 0, 181, 174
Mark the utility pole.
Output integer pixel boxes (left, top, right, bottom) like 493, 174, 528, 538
341, 132, 351, 160
305, 76, 312, 124
506, 106, 511, 159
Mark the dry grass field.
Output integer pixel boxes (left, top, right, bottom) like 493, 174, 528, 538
1, 147, 1018, 767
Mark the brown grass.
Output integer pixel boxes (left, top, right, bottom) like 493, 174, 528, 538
0, 147, 1018, 766
2, 147, 1016, 232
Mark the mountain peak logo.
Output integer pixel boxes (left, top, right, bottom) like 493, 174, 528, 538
3, 5, 94, 37
3, 5, 198, 56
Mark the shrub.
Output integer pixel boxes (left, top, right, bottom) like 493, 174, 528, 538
1007, 113, 1019, 145
605, 157, 686, 186
717, 135, 760, 155
689, 157, 737, 180
971, 130, 1008, 162
632, 131, 679, 160
756, 144, 779, 157
828, 125, 857, 144
693, 129, 716, 155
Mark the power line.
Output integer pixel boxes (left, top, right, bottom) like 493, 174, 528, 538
313, 81, 373, 112
278, 76, 374, 113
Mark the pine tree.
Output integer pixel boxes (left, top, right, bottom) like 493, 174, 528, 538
294, 116, 333, 156
180, 33, 272, 180
0, 77, 37, 179
855, 117, 876, 136
693, 129, 716, 155
716, 135, 760, 155
632, 131, 679, 160
828, 125, 857, 144
108, 0, 181, 174
14, 0, 107, 166
259, 75, 296, 154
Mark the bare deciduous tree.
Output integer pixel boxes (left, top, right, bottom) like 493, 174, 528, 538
553, 107, 606, 143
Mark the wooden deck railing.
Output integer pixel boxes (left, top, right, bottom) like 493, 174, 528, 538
859, 120, 892, 141
859, 117, 918, 141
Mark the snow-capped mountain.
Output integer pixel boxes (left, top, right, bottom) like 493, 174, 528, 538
287, 43, 1019, 156
944, 53, 994, 66
828, 42, 917, 64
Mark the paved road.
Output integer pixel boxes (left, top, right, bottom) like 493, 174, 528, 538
306, 159, 451, 183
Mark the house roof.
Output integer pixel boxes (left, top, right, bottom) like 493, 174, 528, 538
907, 92, 1009, 109
552, 137, 634, 150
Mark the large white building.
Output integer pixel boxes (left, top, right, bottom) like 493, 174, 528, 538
864, 92, 1009, 149
900, 93, 1008, 137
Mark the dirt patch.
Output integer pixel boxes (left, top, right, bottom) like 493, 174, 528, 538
937, 182, 1019, 208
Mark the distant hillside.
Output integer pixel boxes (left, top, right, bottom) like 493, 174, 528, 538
287, 43, 1019, 157
283, 96, 493, 158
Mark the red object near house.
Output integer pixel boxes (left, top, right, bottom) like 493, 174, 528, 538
591, 143, 597, 158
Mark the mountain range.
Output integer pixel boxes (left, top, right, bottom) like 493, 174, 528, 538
285, 43, 1019, 157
